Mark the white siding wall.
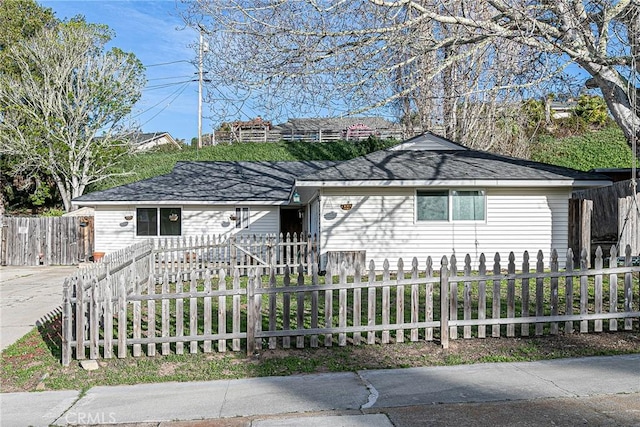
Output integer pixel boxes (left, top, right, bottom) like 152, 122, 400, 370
319, 187, 571, 270
94, 206, 137, 253
94, 204, 280, 253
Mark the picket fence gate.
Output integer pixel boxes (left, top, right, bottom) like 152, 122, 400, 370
152, 232, 316, 279
61, 244, 639, 366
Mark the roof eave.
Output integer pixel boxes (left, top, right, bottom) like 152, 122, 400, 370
295, 179, 612, 188
72, 200, 289, 206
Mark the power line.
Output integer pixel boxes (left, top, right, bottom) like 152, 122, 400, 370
147, 75, 195, 82
144, 60, 193, 67
144, 80, 194, 91
131, 82, 190, 120
137, 83, 191, 129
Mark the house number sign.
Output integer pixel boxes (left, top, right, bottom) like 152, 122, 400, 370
340, 203, 353, 211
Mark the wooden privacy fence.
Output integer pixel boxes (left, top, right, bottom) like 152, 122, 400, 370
152, 232, 316, 279
0, 215, 93, 266
570, 183, 640, 261
61, 244, 639, 366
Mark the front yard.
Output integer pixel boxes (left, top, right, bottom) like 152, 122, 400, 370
1, 311, 638, 393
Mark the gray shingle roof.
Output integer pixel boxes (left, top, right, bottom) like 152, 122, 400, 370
296, 149, 610, 183
74, 135, 610, 205
74, 161, 338, 203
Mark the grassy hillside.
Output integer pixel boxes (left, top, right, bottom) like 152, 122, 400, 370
95, 126, 636, 193
94, 139, 397, 191
530, 126, 635, 171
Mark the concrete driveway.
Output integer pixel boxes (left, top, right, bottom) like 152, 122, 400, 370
0, 265, 80, 352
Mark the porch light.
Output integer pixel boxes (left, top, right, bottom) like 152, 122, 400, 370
292, 191, 301, 203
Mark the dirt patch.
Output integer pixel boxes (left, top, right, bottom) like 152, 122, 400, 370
157, 362, 179, 377
253, 332, 640, 372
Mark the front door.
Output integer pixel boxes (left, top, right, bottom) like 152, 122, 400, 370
280, 207, 303, 237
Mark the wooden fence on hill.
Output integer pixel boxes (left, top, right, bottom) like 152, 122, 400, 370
0, 215, 93, 266
212, 127, 406, 144
61, 244, 639, 366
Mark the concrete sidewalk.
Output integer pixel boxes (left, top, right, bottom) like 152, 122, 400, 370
0, 265, 79, 351
1, 354, 638, 426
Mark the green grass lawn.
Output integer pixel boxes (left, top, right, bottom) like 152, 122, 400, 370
2, 271, 638, 393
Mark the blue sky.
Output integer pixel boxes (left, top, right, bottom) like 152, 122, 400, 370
40, 1, 206, 142
36, 1, 596, 143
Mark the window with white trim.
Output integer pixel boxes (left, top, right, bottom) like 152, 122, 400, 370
235, 207, 250, 229
417, 190, 448, 221
417, 190, 485, 222
451, 190, 485, 220
136, 207, 182, 236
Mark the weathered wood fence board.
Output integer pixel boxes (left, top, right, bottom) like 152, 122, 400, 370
573, 179, 637, 243
152, 233, 316, 280
571, 182, 640, 260
61, 244, 639, 366
618, 194, 639, 256
0, 216, 91, 266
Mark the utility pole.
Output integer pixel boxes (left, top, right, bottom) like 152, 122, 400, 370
198, 29, 204, 149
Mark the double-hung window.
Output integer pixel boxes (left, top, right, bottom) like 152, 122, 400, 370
136, 207, 182, 236
417, 190, 485, 222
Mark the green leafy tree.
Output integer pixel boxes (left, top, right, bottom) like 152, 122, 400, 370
0, 19, 146, 212
575, 95, 611, 128
0, 0, 55, 60
0, 0, 56, 214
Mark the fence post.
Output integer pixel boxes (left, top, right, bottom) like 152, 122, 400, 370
306, 233, 312, 275
148, 239, 155, 287
565, 248, 574, 334
579, 248, 589, 333
246, 267, 255, 355
117, 276, 127, 358
230, 234, 237, 270
75, 275, 86, 360
89, 276, 100, 360
624, 244, 633, 330
440, 256, 449, 349
568, 198, 593, 267
0, 215, 7, 266
61, 278, 72, 366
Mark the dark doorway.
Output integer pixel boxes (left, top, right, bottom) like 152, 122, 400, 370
280, 208, 303, 237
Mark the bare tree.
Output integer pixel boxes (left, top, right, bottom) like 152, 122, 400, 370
183, 0, 639, 157
0, 21, 145, 212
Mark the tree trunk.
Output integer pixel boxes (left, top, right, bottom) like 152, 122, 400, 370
581, 61, 640, 159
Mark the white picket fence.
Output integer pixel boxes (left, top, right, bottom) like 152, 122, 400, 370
61, 243, 639, 365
